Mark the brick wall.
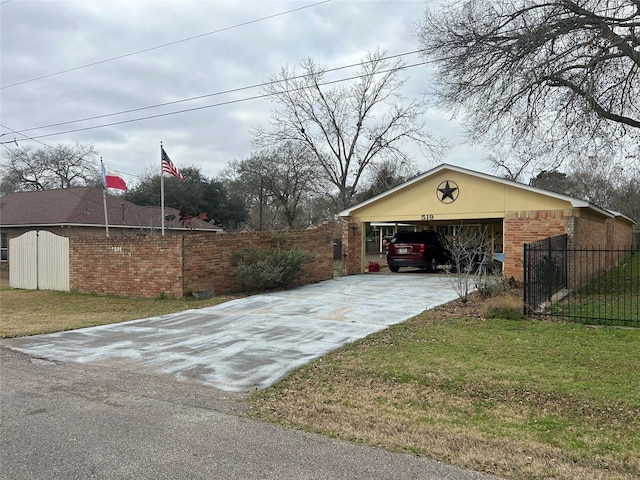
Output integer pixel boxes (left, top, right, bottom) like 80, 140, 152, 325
572, 210, 608, 248
69, 223, 334, 298
70, 236, 184, 298
183, 223, 334, 295
503, 210, 571, 281
504, 208, 632, 284
609, 217, 634, 249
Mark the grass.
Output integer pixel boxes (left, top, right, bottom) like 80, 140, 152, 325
579, 253, 639, 295
552, 253, 640, 324
3, 268, 639, 479
0, 270, 241, 338
250, 302, 640, 480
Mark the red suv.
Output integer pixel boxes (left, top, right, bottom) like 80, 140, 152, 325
386, 230, 448, 273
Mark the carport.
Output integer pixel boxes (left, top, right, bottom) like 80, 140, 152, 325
339, 163, 634, 281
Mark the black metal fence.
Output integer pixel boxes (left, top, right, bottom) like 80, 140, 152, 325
524, 235, 639, 327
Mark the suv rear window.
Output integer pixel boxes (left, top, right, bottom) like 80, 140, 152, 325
390, 231, 438, 243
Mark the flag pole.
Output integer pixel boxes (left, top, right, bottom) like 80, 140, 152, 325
160, 141, 165, 236
101, 157, 110, 238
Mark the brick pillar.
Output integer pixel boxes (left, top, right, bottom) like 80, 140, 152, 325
503, 210, 570, 282
341, 220, 362, 275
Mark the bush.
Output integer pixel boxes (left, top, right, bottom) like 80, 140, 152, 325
480, 294, 524, 320
476, 269, 507, 299
233, 245, 315, 292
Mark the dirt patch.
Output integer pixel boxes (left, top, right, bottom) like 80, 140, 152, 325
0, 268, 8, 289
428, 288, 522, 320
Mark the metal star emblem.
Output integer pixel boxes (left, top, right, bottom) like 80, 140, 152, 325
437, 180, 459, 203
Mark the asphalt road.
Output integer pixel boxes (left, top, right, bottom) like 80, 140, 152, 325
0, 347, 502, 480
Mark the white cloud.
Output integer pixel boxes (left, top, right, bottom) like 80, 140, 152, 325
0, 0, 489, 185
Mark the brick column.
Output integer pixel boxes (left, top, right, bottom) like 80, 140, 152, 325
503, 210, 570, 282
341, 220, 362, 275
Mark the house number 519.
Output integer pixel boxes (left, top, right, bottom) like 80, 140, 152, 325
421, 214, 434, 220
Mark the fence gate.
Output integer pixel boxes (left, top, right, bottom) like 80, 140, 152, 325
9, 230, 70, 291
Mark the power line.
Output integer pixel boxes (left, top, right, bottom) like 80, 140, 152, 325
0, 123, 140, 182
0, 124, 55, 148
6, 50, 427, 139
0, 0, 333, 90
20, 61, 430, 141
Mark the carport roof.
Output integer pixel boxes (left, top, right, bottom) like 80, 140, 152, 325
339, 163, 625, 221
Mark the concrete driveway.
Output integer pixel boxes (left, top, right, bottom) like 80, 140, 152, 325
4, 274, 459, 393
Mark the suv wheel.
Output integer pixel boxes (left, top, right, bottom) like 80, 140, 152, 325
389, 265, 400, 272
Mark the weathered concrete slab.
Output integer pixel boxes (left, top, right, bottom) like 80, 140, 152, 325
4, 274, 458, 392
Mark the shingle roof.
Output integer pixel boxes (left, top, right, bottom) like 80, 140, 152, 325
0, 187, 221, 231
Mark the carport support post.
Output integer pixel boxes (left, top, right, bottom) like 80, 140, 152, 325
341, 220, 362, 275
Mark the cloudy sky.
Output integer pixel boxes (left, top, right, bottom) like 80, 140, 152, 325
1, 0, 489, 187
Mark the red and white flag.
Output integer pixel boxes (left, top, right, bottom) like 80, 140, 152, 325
101, 162, 128, 190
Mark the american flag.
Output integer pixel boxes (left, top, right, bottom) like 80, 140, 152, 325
161, 147, 185, 181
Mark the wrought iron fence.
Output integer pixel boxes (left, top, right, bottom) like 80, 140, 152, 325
524, 235, 639, 327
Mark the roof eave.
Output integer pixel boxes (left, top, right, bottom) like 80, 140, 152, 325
0, 222, 222, 232
338, 163, 617, 219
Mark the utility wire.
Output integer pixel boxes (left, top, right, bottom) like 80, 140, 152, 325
0, 122, 140, 181
0, 124, 55, 148
14, 60, 430, 141
27, 61, 429, 141
0, 0, 333, 90
6, 49, 427, 138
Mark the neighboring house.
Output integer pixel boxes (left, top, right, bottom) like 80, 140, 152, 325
0, 187, 222, 261
339, 163, 636, 281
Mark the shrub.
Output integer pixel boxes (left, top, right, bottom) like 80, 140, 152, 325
476, 268, 507, 299
233, 245, 315, 292
480, 294, 524, 320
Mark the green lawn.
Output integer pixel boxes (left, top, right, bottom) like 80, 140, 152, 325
0, 285, 241, 338
250, 311, 640, 480
553, 252, 639, 325
4, 268, 639, 479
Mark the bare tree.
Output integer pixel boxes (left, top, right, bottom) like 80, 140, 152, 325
226, 143, 320, 230
254, 50, 445, 211
355, 158, 416, 203
418, 0, 640, 173
440, 225, 492, 303
609, 179, 640, 221
527, 162, 639, 220
1, 143, 99, 192
483, 142, 565, 183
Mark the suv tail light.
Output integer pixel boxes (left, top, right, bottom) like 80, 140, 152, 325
419, 243, 425, 253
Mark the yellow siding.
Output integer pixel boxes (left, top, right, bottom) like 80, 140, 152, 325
350, 170, 573, 222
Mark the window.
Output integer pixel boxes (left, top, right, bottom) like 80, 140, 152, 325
1, 233, 7, 261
